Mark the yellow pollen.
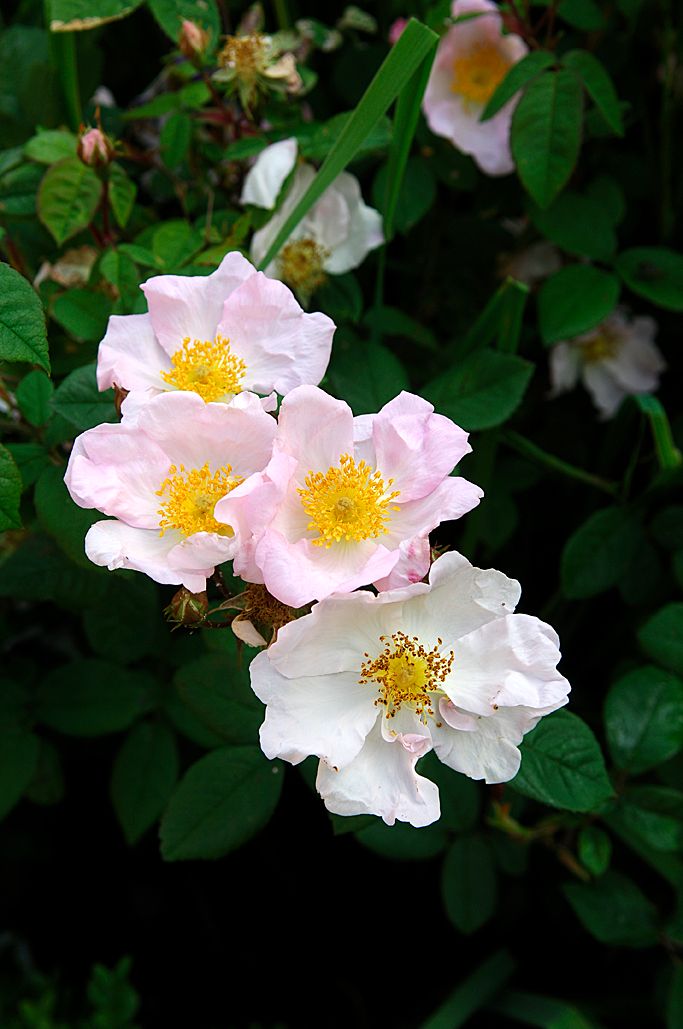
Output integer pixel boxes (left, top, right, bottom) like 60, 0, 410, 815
579, 330, 620, 364
278, 238, 329, 296
451, 43, 512, 105
156, 463, 243, 537
160, 335, 246, 402
298, 453, 400, 548
219, 34, 270, 80
359, 632, 454, 719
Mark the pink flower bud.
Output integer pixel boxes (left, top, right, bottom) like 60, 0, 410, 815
388, 17, 408, 45
179, 19, 210, 60
77, 127, 114, 168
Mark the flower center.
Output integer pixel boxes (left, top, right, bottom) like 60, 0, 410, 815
579, 330, 620, 364
451, 43, 511, 105
160, 336, 246, 403
278, 238, 328, 297
219, 34, 270, 81
360, 632, 455, 718
298, 454, 400, 548
156, 463, 243, 537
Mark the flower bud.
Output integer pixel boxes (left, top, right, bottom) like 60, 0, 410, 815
388, 18, 408, 45
77, 127, 114, 168
178, 19, 210, 61
165, 587, 208, 627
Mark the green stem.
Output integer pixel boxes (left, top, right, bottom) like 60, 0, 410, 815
502, 430, 619, 496
273, 0, 290, 30
45, 0, 82, 130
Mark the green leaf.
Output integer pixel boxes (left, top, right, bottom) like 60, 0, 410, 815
51, 287, 112, 343
616, 247, 683, 311
558, 0, 606, 29
15, 370, 53, 427
5, 443, 51, 491
538, 265, 620, 344
511, 710, 613, 812
49, 0, 144, 31
296, 114, 392, 164
37, 157, 102, 245
604, 665, 683, 773
638, 603, 683, 675
363, 305, 437, 351
34, 464, 101, 568
529, 190, 617, 261
423, 349, 533, 431
651, 506, 683, 551
481, 50, 556, 122
634, 395, 682, 472
0, 729, 40, 821
510, 70, 583, 208
152, 219, 203, 270
257, 18, 438, 270
563, 872, 658, 948
422, 951, 515, 1029
578, 825, 612, 877
372, 154, 436, 236
314, 273, 363, 323
37, 660, 154, 736
147, 0, 220, 42
325, 336, 409, 415
111, 721, 179, 844
160, 112, 192, 168
0, 263, 50, 371
490, 989, 605, 1028
84, 577, 160, 663
159, 746, 283, 860
0, 443, 23, 532
442, 836, 497, 934
563, 50, 623, 136
125, 81, 210, 120
52, 363, 118, 431
356, 820, 448, 860
0, 161, 44, 217
419, 752, 480, 832
561, 506, 640, 599
173, 650, 264, 745
0, 532, 110, 609
108, 163, 137, 228
100, 247, 142, 312
608, 786, 683, 853
24, 129, 77, 164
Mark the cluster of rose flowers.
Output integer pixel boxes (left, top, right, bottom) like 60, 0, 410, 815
64, 244, 571, 828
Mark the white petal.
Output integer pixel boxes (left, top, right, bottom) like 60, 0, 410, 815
240, 138, 298, 209
321, 172, 383, 274
430, 704, 544, 783
85, 520, 210, 591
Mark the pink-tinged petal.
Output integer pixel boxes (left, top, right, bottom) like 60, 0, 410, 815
321, 172, 383, 274
240, 137, 298, 209
85, 520, 209, 592
166, 531, 236, 575
443, 613, 571, 716
97, 313, 169, 393
250, 650, 379, 768
385, 476, 483, 543
370, 391, 473, 500
307, 177, 351, 255
604, 332, 666, 394
581, 363, 627, 419
430, 704, 540, 783
316, 720, 440, 827
373, 536, 431, 591
216, 272, 335, 395
274, 385, 354, 473
549, 342, 582, 395
141, 251, 256, 355
256, 529, 399, 606
232, 615, 268, 648
65, 422, 170, 528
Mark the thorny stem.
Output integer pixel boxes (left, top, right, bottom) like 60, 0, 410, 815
502, 430, 619, 497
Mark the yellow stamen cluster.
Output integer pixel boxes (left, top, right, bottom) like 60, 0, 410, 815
359, 632, 454, 719
244, 583, 297, 632
579, 330, 620, 364
160, 336, 246, 403
298, 454, 400, 548
278, 238, 329, 297
156, 463, 243, 537
451, 44, 511, 105
219, 34, 270, 82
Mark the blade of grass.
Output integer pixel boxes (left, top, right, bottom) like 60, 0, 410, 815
497, 278, 529, 353
45, 1, 83, 130
421, 950, 515, 1029
453, 278, 526, 359
257, 18, 438, 272
489, 989, 604, 1028
635, 394, 682, 472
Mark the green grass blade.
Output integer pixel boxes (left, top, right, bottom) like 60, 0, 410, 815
497, 277, 529, 353
635, 394, 682, 471
257, 17, 438, 272
421, 950, 515, 1029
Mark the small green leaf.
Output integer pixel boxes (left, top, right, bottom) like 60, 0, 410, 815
5, 443, 50, 491
49, 0, 144, 31
634, 395, 682, 472
578, 825, 612, 876
152, 219, 203, 270
34, 464, 101, 568
147, 0, 220, 42
24, 129, 77, 164
539, 265, 620, 344
37, 156, 102, 245
442, 836, 497, 934
363, 305, 437, 351
422, 952, 515, 1029
616, 246, 683, 311
84, 576, 160, 663
108, 163, 137, 228
638, 603, 683, 675
159, 746, 283, 860
563, 50, 623, 135
511, 70, 583, 208
481, 50, 556, 122
558, 0, 606, 29
0, 263, 50, 371
563, 871, 658, 948
315, 273, 363, 323
605, 665, 683, 774
52, 363, 118, 431
0, 443, 23, 532
37, 660, 154, 736
356, 820, 448, 860
160, 112, 192, 168
15, 370, 53, 427
174, 649, 264, 745
608, 786, 683, 853
561, 506, 640, 599
0, 729, 40, 821
419, 752, 480, 832
423, 349, 533, 431
51, 287, 112, 342
325, 335, 409, 415
529, 190, 617, 261
0, 532, 109, 609
111, 721, 179, 844
100, 247, 142, 312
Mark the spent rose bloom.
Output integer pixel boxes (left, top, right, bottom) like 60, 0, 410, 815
97, 251, 335, 417
422, 0, 527, 176
549, 309, 666, 419
64, 390, 276, 592
243, 138, 383, 298
250, 550, 571, 827
215, 386, 483, 607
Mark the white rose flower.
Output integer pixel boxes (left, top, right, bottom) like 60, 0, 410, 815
249, 550, 570, 827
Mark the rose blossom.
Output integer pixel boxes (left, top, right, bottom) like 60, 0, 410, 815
422, 0, 527, 176
215, 386, 483, 607
64, 390, 276, 592
97, 251, 335, 417
250, 550, 571, 827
